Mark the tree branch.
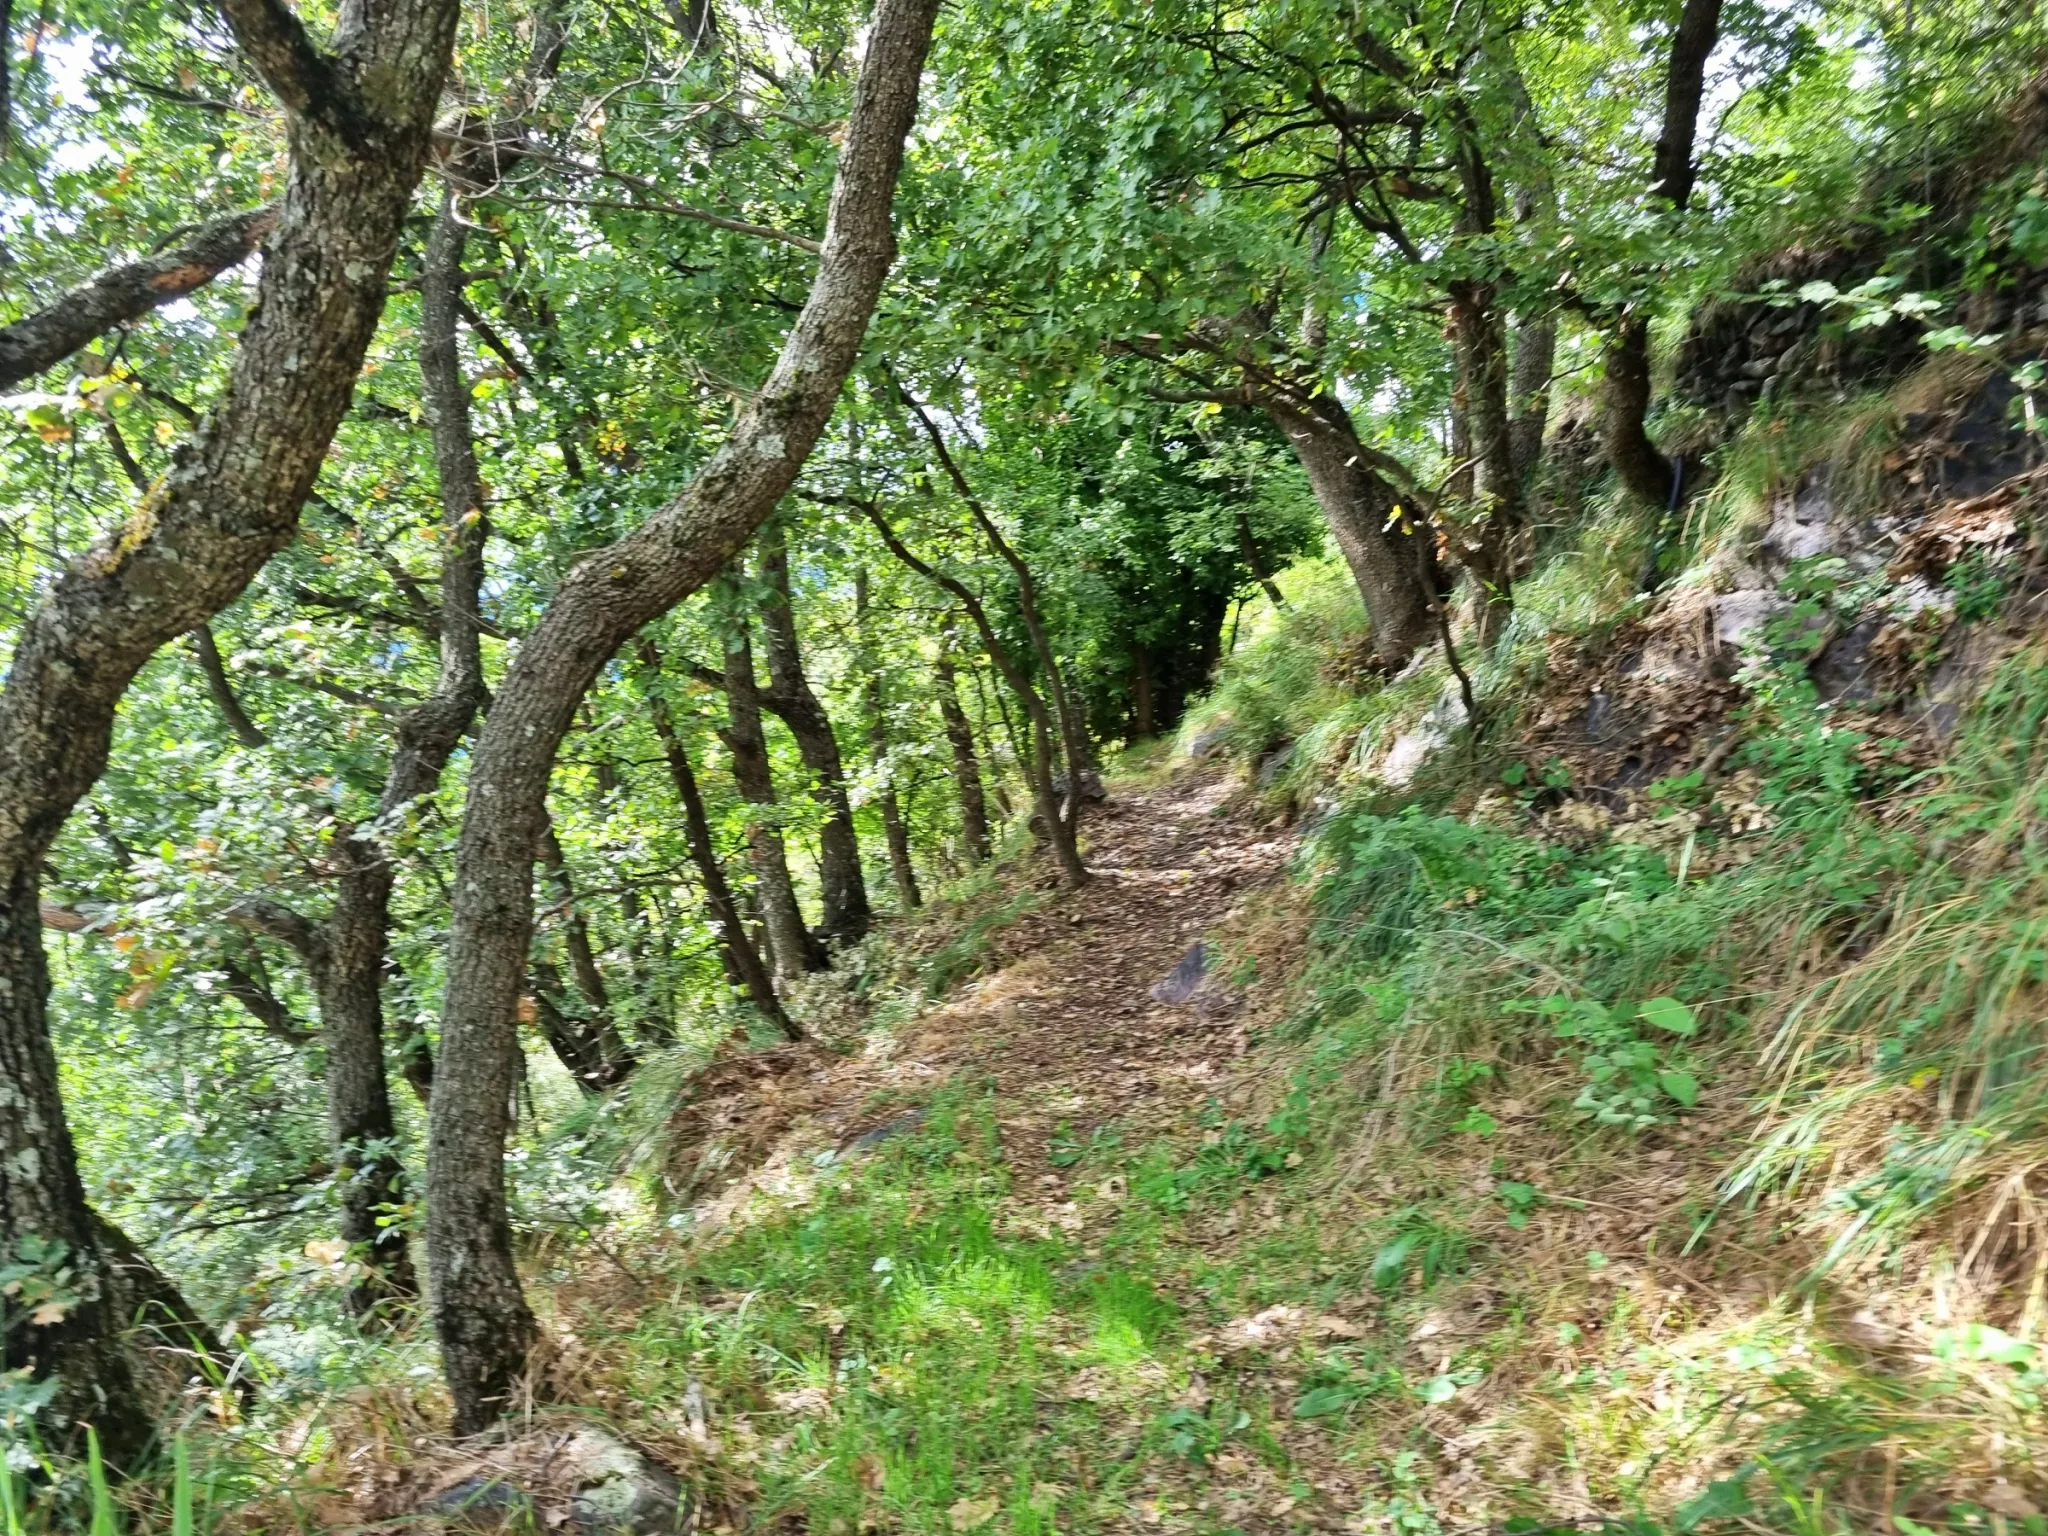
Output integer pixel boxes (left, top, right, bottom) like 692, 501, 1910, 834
0, 207, 276, 390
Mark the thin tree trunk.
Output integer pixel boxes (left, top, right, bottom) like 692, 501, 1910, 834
855, 499, 1088, 888
0, 0, 460, 1456
757, 525, 870, 945
1236, 512, 1286, 610
1603, 0, 1723, 505
529, 961, 627, 1092
427, 0, 935, 1432
1448, 113, 1522, 648
892, 378, 1093, 827
1505, 57, 1557, 488
856, 573, 921, 909
1263, 396, 1440, 669
934, 634, 992, 864
720, 619, 829, 977
868, 694, 922, 910
535, 818, 637, 1086
189, 625, 268, 747
637, 641, 796, 1039
1131, 642, 1156, 738
312, 863, 419, 1316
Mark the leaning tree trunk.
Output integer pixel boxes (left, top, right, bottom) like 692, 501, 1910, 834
757, 526, 871, 945
1263, 396, 1441, 669
721, 623, 830, 978
425, 0, 937, 1435
638, 642, 797, 1039
934, 637, 993, 865
0, 0, 458, 1462
895, 381, 1093, 827
857, 502, 1088, 888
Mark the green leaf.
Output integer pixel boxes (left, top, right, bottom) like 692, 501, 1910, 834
1293, 1384, 1359, 1418
1675, 1474, 1755, 1531
1658, 1069, 1700, 1108
1640, 996, 1697, 1036
1419, 1374, 1457, 1404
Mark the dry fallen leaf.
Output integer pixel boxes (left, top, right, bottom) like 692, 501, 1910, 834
947, 1494, 999, 1529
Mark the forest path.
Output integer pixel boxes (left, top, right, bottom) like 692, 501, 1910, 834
671, 766, 1303, 1227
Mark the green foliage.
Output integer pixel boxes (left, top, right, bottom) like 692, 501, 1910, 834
1516, 994, 1703, 1130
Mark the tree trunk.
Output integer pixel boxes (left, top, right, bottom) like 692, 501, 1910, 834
425, 0, 936, 1433
757, 526, 870, 945
855, 577, 920, 909
868, 695, 923, 911
1603, 0, 1723, 505
894, 379, 1093, 828
535, 819, 638, 1086
0, 895, 151, 1459
0, 0, 459, 1458
856, 501, 1088, 888
720, 622, 829, 977
637, 642, 796, 1039
1508, 312, 1555, 485
934, 635, 992, 864
189, 625, 268, 748
1235, 512, 1287, 609
1449, 281, 1520, 647
1131, 642, 1156, 739
315, 848, 419, 1317
1263, 396, 1440, 669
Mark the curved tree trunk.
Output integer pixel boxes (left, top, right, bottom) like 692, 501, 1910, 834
757, 526, 870, 945
534, 818, 638, 1085
1263, 396, 1441, 669
855, 500, 1088, 888
894, 379, 1093, 826
425, 0, 937, 1434
0, 0, 458, 1461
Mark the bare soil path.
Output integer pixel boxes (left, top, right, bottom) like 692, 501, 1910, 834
668, 767, 1301, 1220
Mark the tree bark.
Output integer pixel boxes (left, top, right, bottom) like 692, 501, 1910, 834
425, 0, 936, 1435
933, 637, 992, 864
867, 690, 922, 910
1602, 0, 1723, 506
0, 0, 459, 1460
757, 526, 870, 945
856, 574, 921, 909
0, 207, 276, 390
720, 620, 829, 977
1263, 396, 1440, 669
637, 642, 796, 1039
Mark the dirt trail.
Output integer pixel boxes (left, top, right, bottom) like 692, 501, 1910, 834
668, 768, 1301, 1221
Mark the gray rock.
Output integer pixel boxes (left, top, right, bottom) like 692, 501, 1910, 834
842, 1107, 926, 1154
417, 1427, 690, 1534
560, 1428, 687, 1534
1186, 722, 1234, 759
1150, 941, 1208, 1005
